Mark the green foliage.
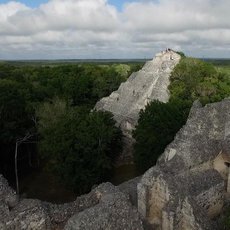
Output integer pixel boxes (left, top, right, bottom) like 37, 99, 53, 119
0, 63, 131, 108
113, 64, 131, 78
0, 79, 33, 144
0, 78, 35, 177
169, 57, 230, 104
37, 98, 122, 194
133, 99, 190, 172
0, 62, 137, 184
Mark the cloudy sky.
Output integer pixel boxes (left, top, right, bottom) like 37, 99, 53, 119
0, 0, 229, 59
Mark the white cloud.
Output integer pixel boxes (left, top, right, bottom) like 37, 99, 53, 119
0, 0, 230, 59
122, 0, 230, 57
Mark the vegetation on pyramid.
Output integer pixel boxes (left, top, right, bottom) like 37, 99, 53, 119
134, 55, 230, 172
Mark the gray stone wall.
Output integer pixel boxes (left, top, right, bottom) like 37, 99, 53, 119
195, 182, 225, 218
137, 99, 230, 230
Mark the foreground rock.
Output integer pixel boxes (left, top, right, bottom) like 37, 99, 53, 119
65, 183, 143, 230
138, 98, 230, 230
0, 176, 143, 230
95, 50, 181, 164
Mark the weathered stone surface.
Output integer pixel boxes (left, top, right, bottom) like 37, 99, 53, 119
118, 176, 141, 206
95, 50, 181, 134
44, 190, 99, 226
0, 174, 19, 229
158, 98, 230, 170
0, 176, 101, 229
0, 200, 10, 229
64, 183, 144, 230
6, 199, 51, 230
0, 176, 144, 230
168, 197, 216, 230
0, 174, 18, 208
138, 98, 230, 230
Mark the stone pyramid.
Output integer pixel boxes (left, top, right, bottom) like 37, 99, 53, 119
95, 50, 181, 136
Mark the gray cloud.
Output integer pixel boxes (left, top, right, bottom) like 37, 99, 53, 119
0, 0, 230, 59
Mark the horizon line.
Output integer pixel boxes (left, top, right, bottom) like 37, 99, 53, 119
1, 57, 230, 62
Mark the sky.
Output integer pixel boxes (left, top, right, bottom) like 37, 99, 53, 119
0, 0, 48, 8
0, 0, 130, 9
0, 0, 230, 59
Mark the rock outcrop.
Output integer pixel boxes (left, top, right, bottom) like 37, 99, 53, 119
138, 98, 230, 230
0, 175, 143, 230
64, 183, 144, 230
95, 50, 181, 163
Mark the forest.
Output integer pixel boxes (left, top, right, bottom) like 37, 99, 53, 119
0, 56, 230, 202
0, 62, 142, 197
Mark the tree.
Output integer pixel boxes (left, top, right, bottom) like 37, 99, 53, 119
0, 79, 32, 143
0, 79, 34, 177
169, 57, 230, 103
15, 133, 35, 194
37, 98, 122, 194
133, 99, 190, 172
